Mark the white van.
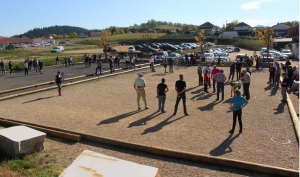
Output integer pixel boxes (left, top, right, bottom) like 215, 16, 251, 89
51, 46, 64, 53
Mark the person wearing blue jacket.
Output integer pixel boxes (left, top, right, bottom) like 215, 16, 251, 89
229, 90, 248, 134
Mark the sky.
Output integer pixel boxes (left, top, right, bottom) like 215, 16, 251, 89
0, 0, 299, 37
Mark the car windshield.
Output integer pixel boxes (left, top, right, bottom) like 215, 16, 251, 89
217, 53, 227, 57
282, 51, 290, 53
156, 52, 164, 56
205, 54, 212, 57
168, 54, 176, 57
129, 47, 133, 49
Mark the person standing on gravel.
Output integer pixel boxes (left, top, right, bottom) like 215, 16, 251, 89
56, 56, 59, 65
213, 70, 226, 101
235, 61, 242, 80
134, 73, 149, 110
211, 65, 220, 93
39, 60, 44, 74
168, 57, 174, 74
228, 62, 235, 81
157, 78, 169, 113
173, 74, 189, 116
24, 61, 28, 76
109, 56, 115, 73
55, 71, 62, 96
229, 90, 248, 134
203, 65, 211, 87
198, 62, 203, 86
241, 70, 251, 100
8, 61, 12, 75
0, 60, 5, 75
150, 55, 156, 72
280, 73, 289, 103
95, 58, 102, 75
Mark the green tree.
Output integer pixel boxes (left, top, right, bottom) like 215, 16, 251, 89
282, 21, 299, 28
51, 34, 58, 39
181, 25, 190, 33
140, 34, 153, 55
119, 29, 125, 34
258, 28, 274, 61
99, 30, 111, 59
225, 20, 239, 31
64, 34, 69, 39
57, 35, 63, 39
72, 32, 78, 38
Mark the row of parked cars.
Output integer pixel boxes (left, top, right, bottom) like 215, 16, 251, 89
129, 42, 207, 53
260, 48, 293, 60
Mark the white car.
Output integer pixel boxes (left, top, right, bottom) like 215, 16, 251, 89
236, 54, 246, 61
31, 43, 39, 47
128, 47, 135, 53
281, 49, 293, 58
181, 45, 191, 50
273, 52, 288, 60
215, 53, 230, 62
204, 53, 215, 61
43, 43, 51, 46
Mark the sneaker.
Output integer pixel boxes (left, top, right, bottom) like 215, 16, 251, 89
59, 93, 62, 96
229, 130, 234, 134
157, 109, 160, 112
138, 107, 141, 110
161, 110, 166, 113
145, 107, 149, 109
216, 99, 219, 101
239, 129, 242, 133
184, 113, 190, 116
172, 113, 176, 116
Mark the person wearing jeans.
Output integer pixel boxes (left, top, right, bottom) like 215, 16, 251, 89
150, 56, 155, 72
173, 74, 189, 116
157, 78, 169, 113
228, 62, 235, 81
229, 90, 248, 133
95, 59, 102, 75
198, 63, 203, 86
213, 70, 226, 101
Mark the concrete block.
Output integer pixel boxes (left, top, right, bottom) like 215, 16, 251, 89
60, 150, 160, 177
0, 126, 46, 157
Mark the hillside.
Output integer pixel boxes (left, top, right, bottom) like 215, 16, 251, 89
21, 25, 89, 38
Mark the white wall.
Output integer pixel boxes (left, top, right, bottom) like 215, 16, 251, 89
223, 31, 239, 39
291, 43, 299, 59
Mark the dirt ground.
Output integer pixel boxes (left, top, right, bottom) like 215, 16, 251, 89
0, 64, 298, 171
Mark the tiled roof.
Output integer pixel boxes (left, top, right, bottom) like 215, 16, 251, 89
234, 22, 251, 27
199, 22, 214, 27
0, 38, 32, 44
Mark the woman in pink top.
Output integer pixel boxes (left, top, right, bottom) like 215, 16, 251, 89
211, 65, 220, 93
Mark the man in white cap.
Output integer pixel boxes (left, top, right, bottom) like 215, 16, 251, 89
134, 73, 149, 110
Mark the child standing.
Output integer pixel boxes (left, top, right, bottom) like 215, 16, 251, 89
269, 64, 275, 85
275, 63, 281, 87
204, 70, 209, 93
280, 73, 288, 103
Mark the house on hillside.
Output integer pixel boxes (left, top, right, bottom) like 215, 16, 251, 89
272, 23, 291, 37
198, 22, 217, 35
0, 37, 32, 49
233, 22, 252, 36
32, 37, 55, 45
90, 32, 102, 38
79, 33, 88, 38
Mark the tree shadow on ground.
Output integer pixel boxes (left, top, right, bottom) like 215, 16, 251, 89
209, 133, 241, 156
98, 110, 141, 125
22, 96, 57, 104
141, 115, 185, 135
269, 87, 279, 96
128, 111, 162, 128
273, 103, 285, 114
198, 100, 221, 111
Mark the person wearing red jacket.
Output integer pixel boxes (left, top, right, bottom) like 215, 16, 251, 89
204, 70, 209, 93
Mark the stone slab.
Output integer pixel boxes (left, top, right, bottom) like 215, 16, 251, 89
0, 126, 46, 157
60, 150, 160, 177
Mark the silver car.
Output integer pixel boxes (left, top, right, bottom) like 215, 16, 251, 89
204, 53, 215, 61
215, 53, 230, 62
273, 52, 288, 61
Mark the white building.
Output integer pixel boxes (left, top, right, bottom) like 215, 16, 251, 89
223, 31, 239, 39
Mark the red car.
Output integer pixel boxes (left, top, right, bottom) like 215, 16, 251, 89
103, 46, 117, 53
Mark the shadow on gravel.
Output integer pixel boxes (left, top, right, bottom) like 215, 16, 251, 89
141, 115, 185, 135
22, 96, 57, 104
185, 86, 199, 93
128, 112, 162, 128
264, 84, 273, 91
151, 73, 168, 76
273, 103, 285, 114
98, 110, 141, 125
269, 87, 279, 96
209, 133, 241, 156
198, 100, 221, 111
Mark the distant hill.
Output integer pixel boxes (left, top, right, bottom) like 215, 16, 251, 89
21, 25, 89, 38
254, 25, 265, 28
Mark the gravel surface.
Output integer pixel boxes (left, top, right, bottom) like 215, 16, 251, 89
0, 65, 298, 170
0, 61, 147, 91
43, 137, 274, 177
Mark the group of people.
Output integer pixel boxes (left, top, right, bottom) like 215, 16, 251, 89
23, 58, 44, 75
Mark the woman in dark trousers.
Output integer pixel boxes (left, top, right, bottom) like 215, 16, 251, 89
55, 71, 62, 96
229, 90, 248, 134
8, 61, 12, 75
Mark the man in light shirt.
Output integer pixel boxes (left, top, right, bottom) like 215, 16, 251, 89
213, 70, 226, 101
150, 55, 155, 72
241, 70, 251, 100
134, 73, 149, 110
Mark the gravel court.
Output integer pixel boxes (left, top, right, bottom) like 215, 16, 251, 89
0, 65, 298, 170
41, 137, 273, 177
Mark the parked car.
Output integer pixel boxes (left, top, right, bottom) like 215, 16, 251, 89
150, 44, 159, 49
155, 51, 168, 60
204, 49, 213, 53
58, 41, 66, 44
166, 53, 181, 61
43, 43, 51, 46
104, 46, 117, 53
204, 53, 215, 61
262, 54, 274, 62
141, 46, 157, 52
180, 45, 191, 50
51, 46, 64, 53
233, 47, 240, 52
134, 45, 143, 51
128, 46, 135, 53
281, 49, 293, 58
273, 52, 288, 60
160, 44, 177, 51
215, 53, 230, 62
31, 43, 39, 47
